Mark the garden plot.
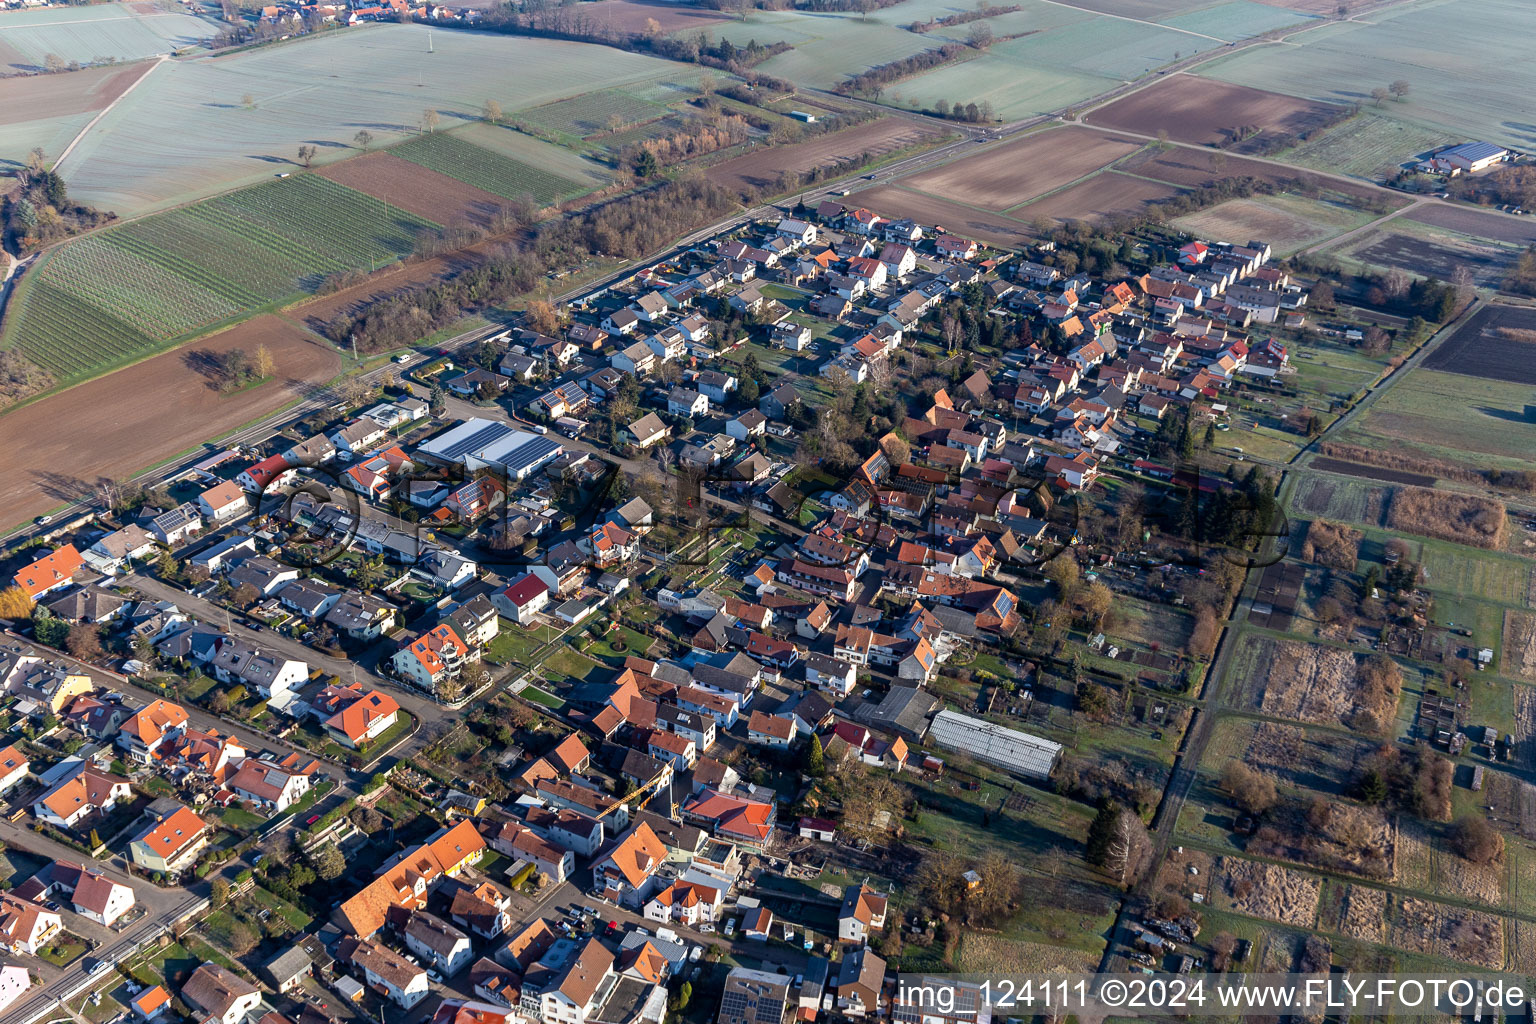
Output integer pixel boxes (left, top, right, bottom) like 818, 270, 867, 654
1336, 884, 1387, 942
1389, 896, 1504, 970
1503, 612, 1536, 683
1215, 856, 1321, 927
1248, 639, 1397, 732
955, 934, 1099, 973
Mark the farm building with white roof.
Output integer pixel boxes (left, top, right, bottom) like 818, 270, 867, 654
926, 709, 1063, 780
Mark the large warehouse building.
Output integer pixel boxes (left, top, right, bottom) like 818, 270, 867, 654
926, 709, 1063, 780
415, 418, 564, 481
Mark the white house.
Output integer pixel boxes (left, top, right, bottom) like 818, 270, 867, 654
182, 964, 262, 1024
346, 938, 430, 1008
491, 573, 551, 624
667, 388, 709, 417
404, 912, 475, 977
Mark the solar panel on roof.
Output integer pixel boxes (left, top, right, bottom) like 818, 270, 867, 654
434, 421, 515, 461
500, 436, 561, 471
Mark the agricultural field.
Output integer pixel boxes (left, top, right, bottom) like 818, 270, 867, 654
0, 56, 152, 128
1287, 472, 1391, 526
1012, 170, 1184, 224
1420, 304, 1536, 386
40, 24, 687, 215
1338, 367, 1536, 470
897, 126, 1141, 211
317, 152, 509, 228
516, 89, 669, 141
0, 2, 223, 70
2, 173, 434, 382
0, 315, 339, 525
1086, 74, 1347, 151
839, 183, 1036, 247
1406, 203, 1536, 247
1195, 0, 1536, 149
574, 0, 728, 33
706, 118, 946, 195
1340, 223, 1523, 289
388, 131, 587, 207
1156, 0, 1316, 41
1279, 111, 1459, 181
1171, 191, 1375, 256
451, 122, 614, 190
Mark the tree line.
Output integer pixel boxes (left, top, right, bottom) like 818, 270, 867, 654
837, 44, 968, 99
909, 4, 1019, 31
327, 175, 742, 353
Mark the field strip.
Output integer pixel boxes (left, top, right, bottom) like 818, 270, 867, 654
1033, 0, 1228, 41
1297, 197, 1423, 256
882, 183, 1039, 225
52, 53, 166, 173
998, 166, 1121, 214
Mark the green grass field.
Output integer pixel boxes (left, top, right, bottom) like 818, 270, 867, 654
390, 132, 586, 206
1197, 0, 1536, 150
1339, 367, 1536, 472
1, 173, 434, 384
518, 89, 669, 139
1280, 111, 1459, 181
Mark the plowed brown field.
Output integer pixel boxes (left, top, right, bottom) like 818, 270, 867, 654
0, 316, 339, 523
317, 152, 510, 228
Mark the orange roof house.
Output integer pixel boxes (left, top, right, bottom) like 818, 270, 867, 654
13, 545, 83, 599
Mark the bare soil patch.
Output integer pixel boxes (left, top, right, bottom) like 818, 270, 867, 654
0, 316, 339, 524
1337, 884, 1387, 942
576, 0, 727, 33
1385, 486, 1507, 550
1503, 611, 1536, 683
1013, 170, 1185, 225
1353, 230, 1516, 289
1087, 75, 1346, 152
1407, 203, 1536, 246
1118, 145, 1392, 207
1309, 454, 1436, 488
1422, 304, 1536, 386
316, 152, 510, 228
840, 184, 1035, 247
707, 119, 943, 194
0, 60, 153, 124
898, 126, 1141, 212
1216, 856, 1321, 927
1390, 896, 1503, 969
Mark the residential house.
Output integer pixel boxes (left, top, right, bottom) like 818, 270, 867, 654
118, 699, 188, 763
197, 481, 249, 522
14, 545, 84, 599
0, 893, 61, 955
227, 754, 316, 813
835, 948, 886, 1017
130, 805, 209, 876
392, 622, 474, 695
592, 823, 668, 908
668, 387, 709, 417
182, 964, 262, 1024
838, 884, 888, 944
404, 912, 475, 977
341, 937, 430, 1009
33, 765, 131, 829
625, 412, 670, 450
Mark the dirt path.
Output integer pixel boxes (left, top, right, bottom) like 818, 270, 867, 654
52, 53, 167, 173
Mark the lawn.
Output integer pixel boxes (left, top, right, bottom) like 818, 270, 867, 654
485, 620, 552, 666
209, 804, 266, 830
1338, 367, 1536, 473
580, 624, 655, 664
541, 646, 608, 687
38, 933, 89, 966
522, 684, 565, 710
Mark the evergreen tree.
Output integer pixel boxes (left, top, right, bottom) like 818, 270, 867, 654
804, 733, 825, 776
1203, 422, 1216, 448
1358, 768, 1388, 805
1085, 801, 1119, 866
